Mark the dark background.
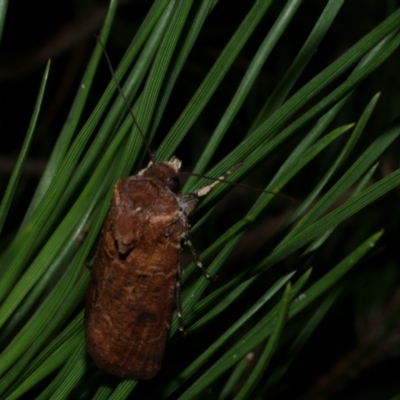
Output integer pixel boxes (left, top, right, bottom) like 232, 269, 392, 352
1, 1, 399, 399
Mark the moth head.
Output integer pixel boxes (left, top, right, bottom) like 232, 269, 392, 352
141, 157, 182, 193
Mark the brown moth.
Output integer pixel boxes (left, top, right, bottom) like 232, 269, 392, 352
85, 156, 229, 380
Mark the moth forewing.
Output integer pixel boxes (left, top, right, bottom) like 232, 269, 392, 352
85, 157, 235, 380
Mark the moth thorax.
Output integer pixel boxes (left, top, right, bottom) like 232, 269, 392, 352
178, 193, 199, 217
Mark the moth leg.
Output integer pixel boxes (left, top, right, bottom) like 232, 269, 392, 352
84, 259, 94, 270
184, 233, 217, 281
175, 262, 186, 336
162, 216, 181, 237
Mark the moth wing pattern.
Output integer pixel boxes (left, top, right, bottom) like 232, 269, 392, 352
85, 168, 185, 380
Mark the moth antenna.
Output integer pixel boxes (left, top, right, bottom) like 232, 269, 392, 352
95, 37, 294, 203
195, 162, 243, 197
182, 163, 295, 203
95, 35, 154, 162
